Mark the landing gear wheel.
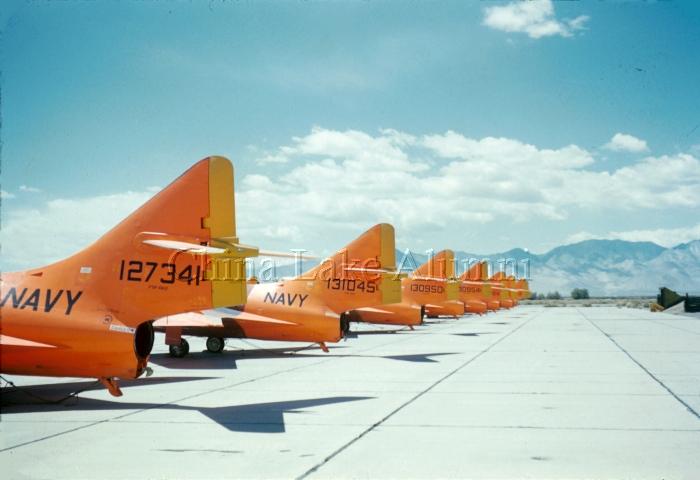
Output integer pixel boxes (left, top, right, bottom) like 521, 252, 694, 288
169, 338, 190, 358
206, 336, 225, 353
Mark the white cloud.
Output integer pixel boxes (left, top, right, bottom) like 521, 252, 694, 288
1, 190, 155, 271
604, 133, 649, 152
423, 133, 700, 211
4, 127, 699, 270
483, 0, 589, 39
566, 223, 700, 248
236, 127, 700, 254
19, 185, 42, 193
422, 131, 594, 168
1, 190, 15, 199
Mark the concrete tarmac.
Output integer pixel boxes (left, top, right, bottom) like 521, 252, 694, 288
2, 306, 699, 479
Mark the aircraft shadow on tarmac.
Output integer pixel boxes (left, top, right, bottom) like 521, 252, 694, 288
0, 376, 216, 406
149, 346, 340, 370
422, 319, 454, 325
379, 353, 458, 363
348, 329, 411, 335
451, 332, 498, 337
2, 390, 373, 433
149, 349, 460, 369
150, 352, 245, 370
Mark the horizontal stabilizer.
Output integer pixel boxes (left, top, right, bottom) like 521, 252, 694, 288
344, 267, 393, 273
258, 250, 317, 260
143, 239, 229, 255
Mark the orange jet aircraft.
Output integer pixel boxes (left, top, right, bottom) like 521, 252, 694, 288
491, 272, 530, 305
458, 261, 492, 315
0, 157, 258, 396
347, 249, 461, 326
490, 272, 518, 307
419, 250, 465, 318
459, 260, 501, 311
515, 278, 531, 300
154, 223, 402, 356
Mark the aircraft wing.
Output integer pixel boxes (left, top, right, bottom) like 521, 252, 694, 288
154, 308, 298, 330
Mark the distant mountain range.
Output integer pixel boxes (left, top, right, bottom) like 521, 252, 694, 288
249, 239, 700, 297
411, 239, 700, 297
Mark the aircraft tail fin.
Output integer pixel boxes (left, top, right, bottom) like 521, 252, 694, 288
413, 250, 456, 279
490, 271, 507, 281
301, 223, 402, 312
460, 260, 489, 281
657, 287, 684, 309
409, 250, 459, 300
35, 156, 258, 324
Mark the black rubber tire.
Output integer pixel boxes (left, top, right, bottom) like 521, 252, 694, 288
168, 338, 190, 358
206, 336, 225, 353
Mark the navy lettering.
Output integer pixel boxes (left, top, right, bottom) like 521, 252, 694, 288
20, 288, 41, 311
298, 294, 309, 308
44, 289, 64, 312
65, 290, 83, 315
1, 287, 82, 316
0, 287, 28, 308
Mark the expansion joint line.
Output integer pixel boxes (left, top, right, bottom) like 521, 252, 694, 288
578, 308, 700, 422
0, 313, 460, 453
297, 309, 541, 479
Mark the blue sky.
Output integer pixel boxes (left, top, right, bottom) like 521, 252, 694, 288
2, 0, 700, 271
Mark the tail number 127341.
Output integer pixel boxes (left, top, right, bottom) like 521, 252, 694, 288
118, 260, 203, 286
